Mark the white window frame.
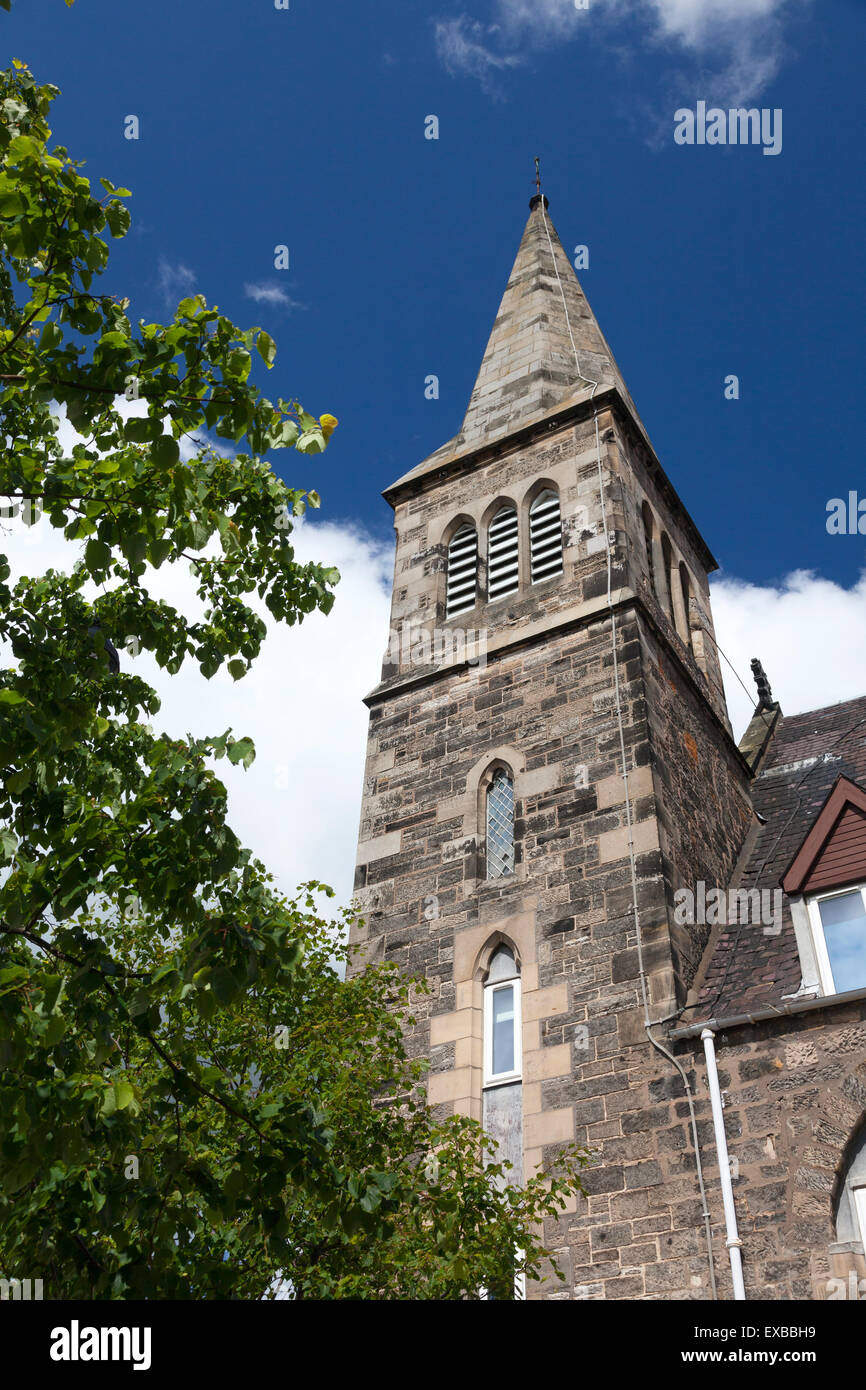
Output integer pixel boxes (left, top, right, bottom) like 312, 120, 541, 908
805, 883, 866, 996
855, 1186, 866, 1253
483, 977, 522, 1088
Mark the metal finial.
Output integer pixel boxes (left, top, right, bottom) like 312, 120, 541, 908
529, 157, 548, 212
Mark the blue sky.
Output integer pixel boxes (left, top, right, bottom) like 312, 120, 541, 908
6, 0, 865, 588
5, 0, 866, 905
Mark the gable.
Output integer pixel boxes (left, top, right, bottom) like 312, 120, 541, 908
782, 775, 866, 895
800, 802, 866, 893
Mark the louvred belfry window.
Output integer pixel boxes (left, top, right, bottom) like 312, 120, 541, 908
487, 506, 519, 601
446, 524, 478, 618
486, 768, 515, 880
529, 490, 563, 584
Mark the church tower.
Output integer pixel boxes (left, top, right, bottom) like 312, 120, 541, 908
350, 190, 757, 1297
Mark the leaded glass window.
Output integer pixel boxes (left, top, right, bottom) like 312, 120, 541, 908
486, 768, 514, 880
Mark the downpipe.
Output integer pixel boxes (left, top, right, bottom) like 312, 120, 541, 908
701, 1027, 747, 1300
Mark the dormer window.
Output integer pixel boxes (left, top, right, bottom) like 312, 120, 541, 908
782, 775, 866, 999
805, 887, 866, 995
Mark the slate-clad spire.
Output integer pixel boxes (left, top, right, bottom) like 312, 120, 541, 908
456, 195, 642, 451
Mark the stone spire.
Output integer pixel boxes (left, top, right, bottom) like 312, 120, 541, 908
384, 191, 647, 498
455, 195, 643, 452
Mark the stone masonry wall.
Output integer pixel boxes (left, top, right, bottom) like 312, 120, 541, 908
350, 400, 866, 1301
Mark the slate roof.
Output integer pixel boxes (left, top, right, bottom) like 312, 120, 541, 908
694, 694, 866, 1019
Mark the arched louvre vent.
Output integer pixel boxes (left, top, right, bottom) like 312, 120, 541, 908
529, 490, 563, 584
446, 525, 478, 618
486, 768, 514, 880
487, 506, 519, 601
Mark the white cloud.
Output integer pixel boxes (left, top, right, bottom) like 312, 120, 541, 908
134, 518, 392, 910
645, 0, 787, 49
1, 405, 393, 915
6, 412, 865, 917
711, 568, 866, 742
157, 258, 197, 307
434, 16, 523, 96
243, 282, 301, 310
437, 0, 806, 105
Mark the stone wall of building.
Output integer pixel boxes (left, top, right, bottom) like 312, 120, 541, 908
537, 998, 866, 1301
350, 399, 866, 1302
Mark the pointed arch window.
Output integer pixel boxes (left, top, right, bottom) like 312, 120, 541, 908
529, 490, 563, 584
483, 946, 522, 1086
446, 524, 478, 618
481, 943, 524, 1298
642, 503, 656, 593
486, 768, 514, 880
834, 1121, 866, 1253
487, 506, 519, 601
660, 533, 675, 623
679, 563, 694, 651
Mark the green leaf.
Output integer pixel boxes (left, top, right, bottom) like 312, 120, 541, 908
114, 1079, 135, 1111
42, 1014, 66, 1047
152, 434, 180, 466
227, 349, 251, 382
227, 737, 255, 769
296, 428, 326, 455
209, 966, 242, 1006
125, 415, 162, 444
106, 201, 131, 237
256, 332, 276, 368
85, 538, 112, 570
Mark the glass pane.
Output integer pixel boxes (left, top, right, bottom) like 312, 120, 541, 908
818, 891, 866, 993
486, 770, 514, 879
492, 986, 515, 1075
855, 1188, 866, 1253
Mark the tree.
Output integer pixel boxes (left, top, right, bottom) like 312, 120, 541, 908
0, 57, 586, 1298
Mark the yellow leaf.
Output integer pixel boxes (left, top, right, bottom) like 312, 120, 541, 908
320, 414, 338, 440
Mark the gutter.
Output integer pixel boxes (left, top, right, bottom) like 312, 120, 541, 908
669, 984, 866, 1041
